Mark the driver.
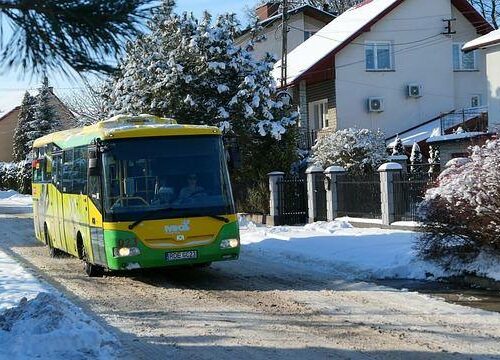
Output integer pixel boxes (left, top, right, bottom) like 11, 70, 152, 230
178, 173, 204, 201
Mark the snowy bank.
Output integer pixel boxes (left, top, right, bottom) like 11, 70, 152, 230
0, 190, 32, 207
239, 218, 500, 282
0, 249, 118, 359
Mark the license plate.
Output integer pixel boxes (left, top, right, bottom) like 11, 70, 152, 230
165, 250, 198, 261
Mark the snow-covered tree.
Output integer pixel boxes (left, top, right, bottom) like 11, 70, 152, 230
418, 138, 500, 262
391, 134, 405, 156
104, 2, 297, 140
63, 80, 108, 126
311, 128, 388, 174
410, 141, 423, 174
428, 145, 440, 175
12, 92, 36, 161
28, 77, 62, 147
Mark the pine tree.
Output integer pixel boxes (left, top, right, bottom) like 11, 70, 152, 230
12, 92, 36, 161
410, 141, 423, 174
28, 76, 62, 148
391, 134, 405, 156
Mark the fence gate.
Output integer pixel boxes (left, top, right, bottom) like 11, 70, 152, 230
314, 173, 327, 221
393, 172, 436, 222
277, 176, 307, 225
337, 173, 382, 219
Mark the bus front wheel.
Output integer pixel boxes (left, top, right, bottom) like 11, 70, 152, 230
82, 246, 104, 278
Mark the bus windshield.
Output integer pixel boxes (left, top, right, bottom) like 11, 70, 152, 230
102, 135, 234, 221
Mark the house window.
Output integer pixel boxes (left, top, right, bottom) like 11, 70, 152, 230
365, 42, 393, 71
453, 43, 476, 71
304, 30, 316, 41
471, 94, 482, 108
308, 99, 329, 130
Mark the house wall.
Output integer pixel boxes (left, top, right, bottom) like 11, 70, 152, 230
452, 6, 488, 110
305, 80, 337, 129
0, 93, 75, 162
237, 13, 328, 61
334, 0, 487, 139
0, 109, 20, 162
485, 45, 500, 131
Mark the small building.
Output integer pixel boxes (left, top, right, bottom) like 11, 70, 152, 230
0, 88, 75, 162
426, 131, 493, 166
463, 28, 500, 132
236, 3, 336, 61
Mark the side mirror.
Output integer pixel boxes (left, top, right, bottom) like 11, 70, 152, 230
88, 147, 99, 177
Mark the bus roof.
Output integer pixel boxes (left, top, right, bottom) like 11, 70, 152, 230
33, 115, 222, 149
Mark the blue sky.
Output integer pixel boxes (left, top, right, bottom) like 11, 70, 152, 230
0, 0, 257, 114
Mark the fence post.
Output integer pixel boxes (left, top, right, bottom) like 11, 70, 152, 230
268, 171, 284, 225
306, 165, 324, 223
378, 162, 402, 225
324, 166, 346, 221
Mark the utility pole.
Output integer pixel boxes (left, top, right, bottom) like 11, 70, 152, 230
280, 0, 289, 88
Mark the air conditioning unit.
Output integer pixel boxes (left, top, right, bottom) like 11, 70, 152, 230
368, 97, 384, 112
407, 84, 423, 98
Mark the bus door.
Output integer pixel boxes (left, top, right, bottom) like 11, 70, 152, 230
86, 146, 107, 266
50, 152, 66, 251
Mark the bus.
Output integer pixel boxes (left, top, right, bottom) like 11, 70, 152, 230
31, 115, 240, 276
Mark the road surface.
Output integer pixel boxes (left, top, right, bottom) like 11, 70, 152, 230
1, 206, 499, 359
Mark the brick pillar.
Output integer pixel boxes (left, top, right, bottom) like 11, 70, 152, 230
378, 163, 402, 225
268, 171, 284, 224
306, 165, 324, 223
324, 166, 346, 221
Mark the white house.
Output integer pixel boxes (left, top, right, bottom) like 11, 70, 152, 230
463, 28, 500, 131
236, 3, 336, 61
272, 0, 493, 149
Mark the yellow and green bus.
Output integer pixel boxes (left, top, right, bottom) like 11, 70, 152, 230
32, 115, 240, 276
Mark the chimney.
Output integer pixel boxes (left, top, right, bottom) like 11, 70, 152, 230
256, 2, 280, 21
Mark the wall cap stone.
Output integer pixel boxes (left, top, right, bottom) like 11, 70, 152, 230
324, 165, 346, 173
378, 162, 403, 172
306, 165, 324, 174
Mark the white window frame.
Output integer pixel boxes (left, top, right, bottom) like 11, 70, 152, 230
308, 99, 329, 130
453, 43, 477, 71
365, 41, 394, 71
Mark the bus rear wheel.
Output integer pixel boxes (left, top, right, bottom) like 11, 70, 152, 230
82, 246, 104, 278
44, 225, 62, 258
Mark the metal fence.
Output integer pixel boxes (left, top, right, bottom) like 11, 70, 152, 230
440, 107, 488, 135
298, 128, 319, 150
314, 173, 327, 222
337, 173, 381, 219
276, 176, 308, 225
393, 172, 436, 222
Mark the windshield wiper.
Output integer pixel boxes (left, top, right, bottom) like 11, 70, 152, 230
208, 215, 230, 223
128, 206, 178, 230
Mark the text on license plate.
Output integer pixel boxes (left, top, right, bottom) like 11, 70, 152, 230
165, 250, 198, 261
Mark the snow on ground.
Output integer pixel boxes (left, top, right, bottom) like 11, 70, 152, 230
0, 190, 32, 207
239, 218, 500, 282
0, 249, 118, 359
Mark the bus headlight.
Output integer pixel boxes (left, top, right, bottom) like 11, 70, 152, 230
220, 238, 239, 249
113, 247, 141, 257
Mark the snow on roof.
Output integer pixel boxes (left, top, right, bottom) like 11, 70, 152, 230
272, 0, 400, 84
463, 29, 500, 51
386, 106, 488, 147
426, 131, 486, 144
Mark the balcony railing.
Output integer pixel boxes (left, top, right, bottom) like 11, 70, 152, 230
440, 106, 488, 135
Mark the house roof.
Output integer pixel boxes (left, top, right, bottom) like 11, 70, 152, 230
273, 0, 493, 85
239, 5, 335, 38
463, 29, 500, 51
0, 106, 20, 123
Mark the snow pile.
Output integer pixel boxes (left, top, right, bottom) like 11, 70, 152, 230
240, 221, 500, 281
0, 293, 118, 359
0, 250, 45, 310
0, 249, 119, 359
0, 190, 32, 207
238, 215, 257, 230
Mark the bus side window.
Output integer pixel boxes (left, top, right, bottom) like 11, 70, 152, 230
32, 148, 43, 183
62, 149, 74, 193
73, 147, 88, 194
42, 144, 53, 182
52, 153, 62, 189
